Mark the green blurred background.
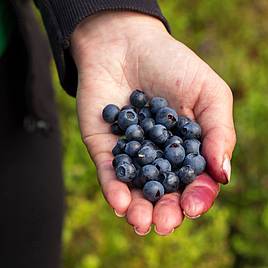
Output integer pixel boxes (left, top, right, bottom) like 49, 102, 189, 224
47, 1, 268, 267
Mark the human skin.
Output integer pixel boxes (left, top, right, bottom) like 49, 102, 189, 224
71, 12, 236, 236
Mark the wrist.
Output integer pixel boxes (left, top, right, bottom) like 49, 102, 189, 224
71, 11, 167, 67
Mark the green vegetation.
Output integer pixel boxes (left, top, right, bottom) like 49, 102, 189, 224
52, 1, 268, 267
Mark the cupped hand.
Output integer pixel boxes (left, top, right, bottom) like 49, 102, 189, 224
71, 12, 236, 236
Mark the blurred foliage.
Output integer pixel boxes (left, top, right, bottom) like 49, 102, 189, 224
49, 1, 268, 267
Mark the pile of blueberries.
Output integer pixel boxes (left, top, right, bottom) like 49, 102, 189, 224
102, 90, 206, 203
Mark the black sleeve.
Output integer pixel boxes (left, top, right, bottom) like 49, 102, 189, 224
34, 0, 170, 97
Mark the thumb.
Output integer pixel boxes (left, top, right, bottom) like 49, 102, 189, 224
195, 77, 236, 184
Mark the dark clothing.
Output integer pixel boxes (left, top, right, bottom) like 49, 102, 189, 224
0, 24, 64, 268
1, 1, 168, 268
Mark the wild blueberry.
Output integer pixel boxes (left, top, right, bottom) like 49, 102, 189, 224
183, 153, 206, 175
130, 89, 148, 108
150, 97, 168, 114
112, 139, 127, 156
141, 164, 160, 183
180, 122, 202, 140
143, 181, 164, 202
153, 158, 172, 173
111, 122, 124, 135
162, 172, 180, 193
140, 118, 155, 134
102, 104, 120, 123
149, 124, 169, 144
138, 107, 152, 121
176, 165, 196, 185
112, 154, 132, 168
125, 124, 144, 142
118, 109, 138, 130
183, 139, 201, 154
116, 162, 136, 182
173, 116, 191, 136
164, 143, 185, 168
125, 141, 141, 157
164, 135, 183, 148
136, 145, 157, 166
155, 107, 178, 129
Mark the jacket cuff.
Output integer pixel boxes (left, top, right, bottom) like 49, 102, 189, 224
35, 0, 170, 97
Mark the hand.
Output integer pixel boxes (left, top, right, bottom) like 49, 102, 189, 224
71, 12, 236, 236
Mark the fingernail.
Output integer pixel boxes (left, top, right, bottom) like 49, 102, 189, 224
183, 211, 201, 220
222, 154, 231, 183
154, 226, 175, 236
114, 209, 126, 218
134, 226, 151, 236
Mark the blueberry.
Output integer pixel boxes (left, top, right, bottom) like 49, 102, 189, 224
111, 122, 124, 135
125, 141, 141, 157
102, 104, 120, 123
149, 124, 169, 144
173, 116, 191, 136
112, 154, 132, 168
140, 118, 155, 134
118, 109, 138, 130
183, 153, 206, 175
141, 164, 160, 183
136, 146, 157, 165
142, 140, 157, 148
130, 89, 148, 108
143, 181, 165, 202
112, 139, 127, 156
164, 136, 183, 148
138, 107, 152, 121
162, 172, 180, 193
176, 165, 196, 185
116, 162, 136, 182
153, 158, 172, 173
125, 124, 144, 142
150, 97, 168, 114
183, 139, 201, 154
155, 107, 178, 129
180, 122, 202, 140
164, 143, 185, 168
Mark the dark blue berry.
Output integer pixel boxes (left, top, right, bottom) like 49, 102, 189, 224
143, 181, 164, 202
180, 122, 202, 140
112, 154, 132, 168
141, 164, 160, 183
183, 153, 206, 175
153, 158, 172, 173
112, 139, 127, 156
156, 149, 163, 158
125, 124, 144, 142
149, 124, 169, 144
116, 162, 136, 182
138, 107, 152, 121
111, 122, 124, 135
125, 141, 141, 157
176, 165, 196, 185
155, 107, 178, 129
130, 90, 148, 108
140, 118, 155, 134
164, 143, 185, 168
136, 146, 157, 166
102, 104, 120, 123
183, 139, 201, 154
121, 105, 138, 113
150, 97, 168, 114
164, 136, 183, 148
118, 109, 138, 130
162, 172, 180, 193
173, 116, 191, 136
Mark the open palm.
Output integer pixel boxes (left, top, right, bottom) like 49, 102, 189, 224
71, 12, 236, 235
